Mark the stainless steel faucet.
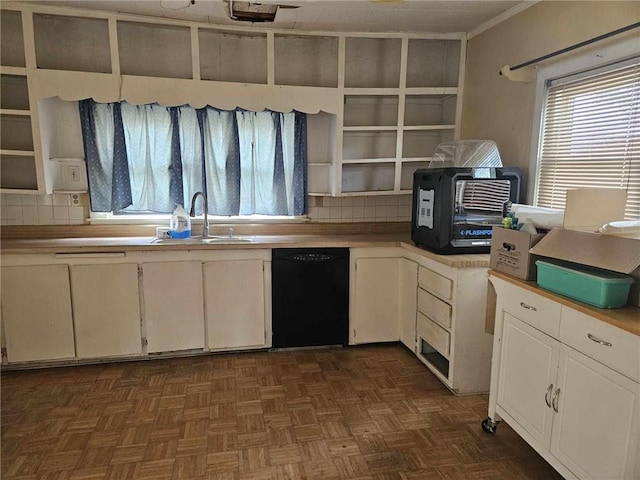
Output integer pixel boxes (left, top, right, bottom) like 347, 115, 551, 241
189, 191, 209, 238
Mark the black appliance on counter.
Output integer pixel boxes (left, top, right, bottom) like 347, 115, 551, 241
272, 248, 349, 348
411, 167, 521, 254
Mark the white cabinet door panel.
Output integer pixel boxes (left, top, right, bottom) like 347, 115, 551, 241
552, 345, 640, 480
204, 259, 265, 350
498, 313, 559, 449
352, 257, 399, 344
142, 261, 204, 353
71, 263, 142, 358
1, 265, 75, 362
399, 258, 418, 351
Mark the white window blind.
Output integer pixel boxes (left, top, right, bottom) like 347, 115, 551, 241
535, 58, 640, 220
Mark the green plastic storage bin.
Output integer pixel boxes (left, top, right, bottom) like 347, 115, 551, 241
536, 259, 634, 309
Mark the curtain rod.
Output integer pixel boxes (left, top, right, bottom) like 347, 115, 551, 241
505, 21, 640, 73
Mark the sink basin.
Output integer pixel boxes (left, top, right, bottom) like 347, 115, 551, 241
150, 236, 254, 245
201, 236, 254, 244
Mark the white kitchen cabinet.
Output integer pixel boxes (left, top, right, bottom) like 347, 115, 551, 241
488, 274, 640, 480
497, 314, 559, 448
70, 263, 142, 359
350, 249, 400, 344
141, 261, 205, 354
399, 257, 418, 352
552, 345, 639, 480
1, 264, 75, 362
407, 251, 492, 395
204, 259, 267, 350
349, 246, 492, 394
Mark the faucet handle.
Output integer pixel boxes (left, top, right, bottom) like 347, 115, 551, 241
228, 227, 234, 238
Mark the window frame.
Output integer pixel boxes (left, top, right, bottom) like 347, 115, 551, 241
527, 34, 639, 205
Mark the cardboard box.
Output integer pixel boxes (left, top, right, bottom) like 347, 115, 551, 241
489, 227, 546, 280
530, 228, 640, 307
564, 188, 627, 232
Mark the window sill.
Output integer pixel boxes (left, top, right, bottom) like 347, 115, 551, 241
88, 214, 311, 225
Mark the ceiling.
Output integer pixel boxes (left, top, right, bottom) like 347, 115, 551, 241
14, 0, 532, 34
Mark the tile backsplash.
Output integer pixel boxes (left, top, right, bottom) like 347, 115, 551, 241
307, 195, 412, 223
1, 193, 90, 225
0, 193, 412, 225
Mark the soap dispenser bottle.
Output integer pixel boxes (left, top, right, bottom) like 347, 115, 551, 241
169, 204, 191, 239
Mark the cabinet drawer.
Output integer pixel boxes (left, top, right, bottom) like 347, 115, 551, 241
417, 287, 451, 329
502, 287, 561, 337
417, 312, 450, 357
418, 266, 452, 301
560, 307, 640, 382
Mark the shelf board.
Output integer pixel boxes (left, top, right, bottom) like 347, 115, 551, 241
341, 158, 397, 164
53, 189, 88, 194
0, 149, 36, 157
339, 190, 404, 197
0, 109, 31, 116
401, 157, 432, 163
405, 87, 458, 95
342, 125, 398, 132
308, 162, 333, 167
0, 187, 40, 194
0, 66, 27, 76
403, 125, 455, 131
343, 88, 400, 95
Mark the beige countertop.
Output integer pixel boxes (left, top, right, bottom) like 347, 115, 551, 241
490, 270, 640, 337
0, 233, 491, 269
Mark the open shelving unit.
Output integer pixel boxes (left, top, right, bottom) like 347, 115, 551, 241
0, 2, 464, 197
0, 9, 43, 193
335, 35, 464, 196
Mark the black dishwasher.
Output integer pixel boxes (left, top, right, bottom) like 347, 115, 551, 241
272, 248, 349, 348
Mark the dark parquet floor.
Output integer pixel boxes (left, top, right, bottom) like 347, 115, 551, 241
1, 344, 563, 480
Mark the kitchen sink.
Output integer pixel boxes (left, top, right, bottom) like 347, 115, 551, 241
150, 236, 255, 245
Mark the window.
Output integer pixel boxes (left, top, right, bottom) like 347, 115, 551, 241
79, 100, 308, 218
535, 58, 639, 220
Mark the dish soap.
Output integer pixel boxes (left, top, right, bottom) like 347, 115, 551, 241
169, 204, 191, 239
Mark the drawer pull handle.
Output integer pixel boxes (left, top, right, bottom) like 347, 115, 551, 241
520, 302, 537, 311
587, 333, 612, 347
544, 384, 554, 408
552, 388, 561, 413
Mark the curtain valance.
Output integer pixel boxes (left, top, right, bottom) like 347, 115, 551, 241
31, 70, 341, 114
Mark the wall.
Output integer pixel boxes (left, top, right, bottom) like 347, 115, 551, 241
0, 194, 412, 225
461, 1, 640, 199
0, 98, 412, 225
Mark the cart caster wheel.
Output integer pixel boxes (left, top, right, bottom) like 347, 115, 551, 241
482, 417, 499, 434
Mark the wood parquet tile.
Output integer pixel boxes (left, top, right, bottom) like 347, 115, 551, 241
2, 344, 563, 480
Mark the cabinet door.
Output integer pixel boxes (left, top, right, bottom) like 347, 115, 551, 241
1, 265, 75, 362
551, 345, 640, 480
352, 257, 399, 344
498, 313, 559, 449
399, 258, 418, 351
142, 261, 204, 354
71, 263, 142, 358
204, 259, 265, 350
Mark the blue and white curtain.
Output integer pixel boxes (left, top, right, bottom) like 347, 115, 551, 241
78, 100, 307, 216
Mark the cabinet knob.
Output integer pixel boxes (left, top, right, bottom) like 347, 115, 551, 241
587, 333, 612, 347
